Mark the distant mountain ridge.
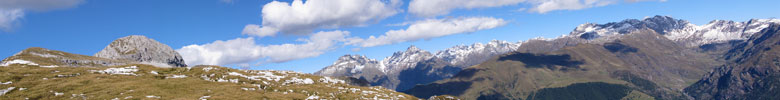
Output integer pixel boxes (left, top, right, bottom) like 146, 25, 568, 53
315, 40, 521, 91
570, 16, 780, 46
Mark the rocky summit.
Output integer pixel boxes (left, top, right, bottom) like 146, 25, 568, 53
94, 35, 187, 67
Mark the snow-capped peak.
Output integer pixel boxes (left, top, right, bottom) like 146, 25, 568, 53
569, 15, 780, 47
665, 18, 780, 46
315, 55, 381, 75
381, 45, 434, 73
434, 40, 521, 65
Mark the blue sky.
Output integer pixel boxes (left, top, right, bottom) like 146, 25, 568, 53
1, 0, 778, 73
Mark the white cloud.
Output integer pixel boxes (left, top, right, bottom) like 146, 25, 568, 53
526, 0, 615, 13
242, 24, 277, 37
409, 0, 525, 17
0, 9, 24, 31
348, 17, 507, 47
177, 30, 352, 66
245, 0, 401, 37
0, 0, 84, 31
409, 0, 665, 17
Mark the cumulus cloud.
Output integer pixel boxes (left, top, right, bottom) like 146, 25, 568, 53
347, 17, 507, 47
177, 30, 352, 66
0, 0, 84, 31
409, 0, 665, 17
243, 0, 401, 37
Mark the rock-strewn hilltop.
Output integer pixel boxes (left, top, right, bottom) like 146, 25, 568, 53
95, 35, 187, 67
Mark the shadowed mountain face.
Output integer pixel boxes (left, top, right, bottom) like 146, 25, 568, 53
526, 82, 632, 100
497, 53, 584, 70
685, 24, 780, 100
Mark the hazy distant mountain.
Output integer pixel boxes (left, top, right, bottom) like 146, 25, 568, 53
315, 40, 521, 91
403, 16, 780, 99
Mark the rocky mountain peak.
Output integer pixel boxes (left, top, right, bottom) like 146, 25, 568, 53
570, 15, 690, 39
569, 15, 780, 47
382, 45, 433, 73
405, 45, 422, 52
335, 55, 376, 64
94, 35, 187, 67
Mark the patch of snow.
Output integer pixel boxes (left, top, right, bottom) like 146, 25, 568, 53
319, 77, 345, 84
0, 87, 14, 96
18, 88, 25, 91
199, 96, 211, 100
39, 65, 59, 68
283, 77, 314, 85
90, 66, 139, 76
361, 90, 378, 95
229, 71, 284, 82
55, 92, 64, 96
202, 67, 216, 72
241, 88, 256, 91
167, 75, 187, 79
216, 78, 239, 83
306, 95, 320, 100
1, 59, 38, 66
150, 71, 158, 75
146, 95, 161, 98
0, 81, 11, 85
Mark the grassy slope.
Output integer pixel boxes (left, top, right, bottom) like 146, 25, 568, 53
0, 48, 417, 100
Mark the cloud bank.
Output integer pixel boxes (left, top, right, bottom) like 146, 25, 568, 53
348, 17, 507, 47
178, 0, 663, 66
180, 17, 507, 66
177, 30, 352, 66
242, 0, 401, 37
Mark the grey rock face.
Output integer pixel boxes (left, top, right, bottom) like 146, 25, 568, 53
95, 35, 187, 67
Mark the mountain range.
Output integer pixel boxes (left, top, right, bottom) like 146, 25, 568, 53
318, 15, 780, 100
315, 40, 521, 91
